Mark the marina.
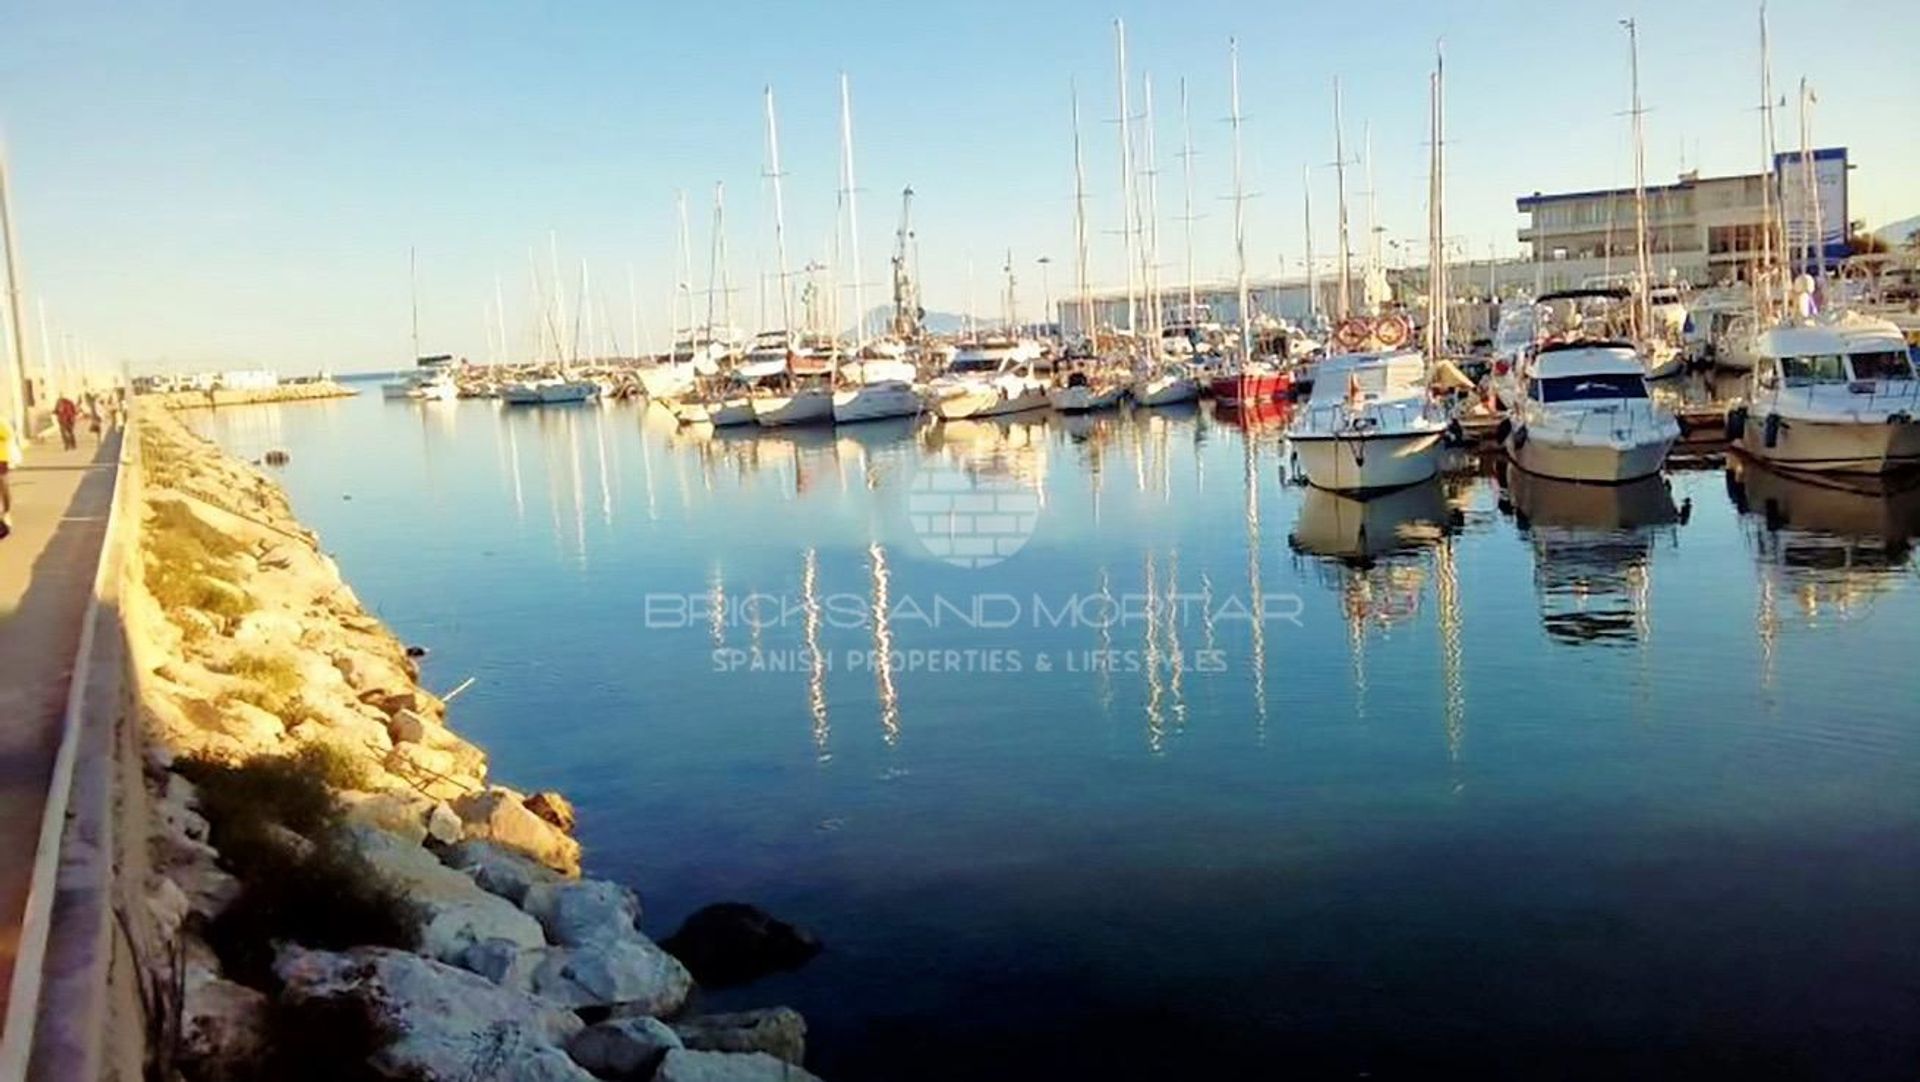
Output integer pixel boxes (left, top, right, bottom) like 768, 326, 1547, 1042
187, 387, 1920, 1080
1, 2, 1917, 1079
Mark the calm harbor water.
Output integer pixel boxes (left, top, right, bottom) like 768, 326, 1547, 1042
192, 384, 1920, 1080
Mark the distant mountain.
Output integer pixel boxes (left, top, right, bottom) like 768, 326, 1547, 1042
856, 306, 1023, 337
1872, 215, 1920, 249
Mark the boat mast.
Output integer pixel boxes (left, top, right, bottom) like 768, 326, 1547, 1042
1624, 18, 1653, 337
1303, 165, 1317, 322
1179, 77, 1198, 321
1756, 1, 1780, 317
1142, 72, 1163, 350
1229, 38, 1251, 360
676, 191, 695, 359
764, 87, 795, 342
494, 274, 509, 366
1114, 19, 1139, 337
839, 73, 866, 346
0, 142, 30, 428
716, 182, 734, 343
1364, 122, 1380, 314
1332, 78, 1353, 326
1798, 78, 1820, 282
1071, 82, 1095, 345
548, 232, 567, 364
705, 184, 723, 351
1427, 43, 1449, 361
409, 246, 421, 362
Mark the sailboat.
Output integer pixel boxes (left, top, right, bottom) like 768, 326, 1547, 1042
751, 86, 834, 428
1126, 74, 1198, 408
1622, 19, 1684, 381
1207, 39, 1291, 406
830, 77, 925, 424
1286, 54, 1449, 494
383, 249, 459, 401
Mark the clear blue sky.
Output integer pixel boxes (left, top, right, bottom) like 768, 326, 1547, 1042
3, 0, 1915, 372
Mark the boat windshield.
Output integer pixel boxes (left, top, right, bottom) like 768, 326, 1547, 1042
949, 357, 1001, 374
1846, 350, 1915, 381
1779, 354, 1849, 384
1535, 373, 1648, 402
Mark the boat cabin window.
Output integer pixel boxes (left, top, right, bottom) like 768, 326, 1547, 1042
1778, 354, 1849, 384
949, 357, 1000, 374
1533, 373, 1648, 402
1845, 350, 1915, 381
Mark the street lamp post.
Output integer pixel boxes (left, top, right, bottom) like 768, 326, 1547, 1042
1036, 256, 1053, 342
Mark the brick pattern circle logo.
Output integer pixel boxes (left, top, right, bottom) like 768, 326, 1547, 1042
907, 466, 1041, 568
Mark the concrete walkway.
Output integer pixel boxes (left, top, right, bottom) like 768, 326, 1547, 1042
0, 431, 119, 1024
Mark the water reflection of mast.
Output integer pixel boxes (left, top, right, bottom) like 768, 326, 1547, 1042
593, 405, 614, 526
868, 542, 901, 745
1242, 429, 1267, 735
506, 416, 526, 524
803, 548, 830, 760
1144, 551, 1164, 754
639, 411, 660, 521
1164, 549, 1186, 729
1435, 533, 1464, 763
1096, 567, 1114, 714
708, 566, 726, 648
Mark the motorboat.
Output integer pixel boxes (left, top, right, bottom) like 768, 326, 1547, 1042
501, 376, 599, 405
947, 336, 1043, 369
832, 358, 924, 424
1047, 362, 1128, 413
928, 355, 1050, 420
1207, 357, 1293, 405
1286, 350, 1448, 494
1729, 309, 1920, 474
1503, 339, 1679, 483
1130, 363, 1200, 407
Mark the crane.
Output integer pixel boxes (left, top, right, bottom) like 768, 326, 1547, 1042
890, 186, 921, 340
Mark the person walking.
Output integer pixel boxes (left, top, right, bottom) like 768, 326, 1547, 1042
54, 395, 79, 450
86, 393, 103, 441
0, 412, 15, 537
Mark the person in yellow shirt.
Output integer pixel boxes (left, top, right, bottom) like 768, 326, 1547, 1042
0, 413, 15, 538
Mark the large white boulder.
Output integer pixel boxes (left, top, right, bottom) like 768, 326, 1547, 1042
343, 826, 545, 963
452, 787, 582, 877
565, 1016, 683, 1078
655, 1049, 824, 1082
671, 1009, 807, 1067
274, 946, 593, 1082
479, 939, 693, 1018
441, 839, 563, 905
521, 879, 642, 948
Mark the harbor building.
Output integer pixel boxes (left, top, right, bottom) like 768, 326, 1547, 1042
1516, 148, 1850, 290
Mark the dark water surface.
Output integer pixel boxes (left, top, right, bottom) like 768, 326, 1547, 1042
192, 387, 1920, 1080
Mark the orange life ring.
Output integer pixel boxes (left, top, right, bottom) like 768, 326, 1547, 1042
1335, 319, 1369, 350
1374, 313, 1411, 348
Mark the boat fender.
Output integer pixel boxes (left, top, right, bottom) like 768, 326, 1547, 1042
1724, 405, 1747, 442
1763, 412, 1782, 448
1511, 425, 1528, 451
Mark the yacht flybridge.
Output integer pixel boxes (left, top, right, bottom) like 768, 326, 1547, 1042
1732, 310, 1920, 474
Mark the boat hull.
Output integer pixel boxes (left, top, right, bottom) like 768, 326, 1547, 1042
1290, 429, 1444, 493
1209, 370, 1293, 405
1133, 374, 1199, 407
1047, 385, 1125, 413
1505, 430, 1675, 484
753, 390, 834, 427
833, 384, 923, 424
1737, 413, 1920, 474
638, 365, 698, 400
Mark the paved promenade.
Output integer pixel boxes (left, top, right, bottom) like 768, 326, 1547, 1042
0, 431, 119, 1023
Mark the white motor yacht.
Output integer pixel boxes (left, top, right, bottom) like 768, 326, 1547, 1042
501, 376, 599, 405
1287, 350, 1447, 493
1732, 310, 1920, 474
1503, 340, 1679, 483
833, 358, 925, 424
929, 356, 1050, 420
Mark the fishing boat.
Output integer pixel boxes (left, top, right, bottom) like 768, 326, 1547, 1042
1729, 309, 1920, 474
1287, 350, 1447, 493
1502, 335, 1680, 483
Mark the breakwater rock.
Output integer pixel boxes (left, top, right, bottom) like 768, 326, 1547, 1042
132, 407, 823, 1081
